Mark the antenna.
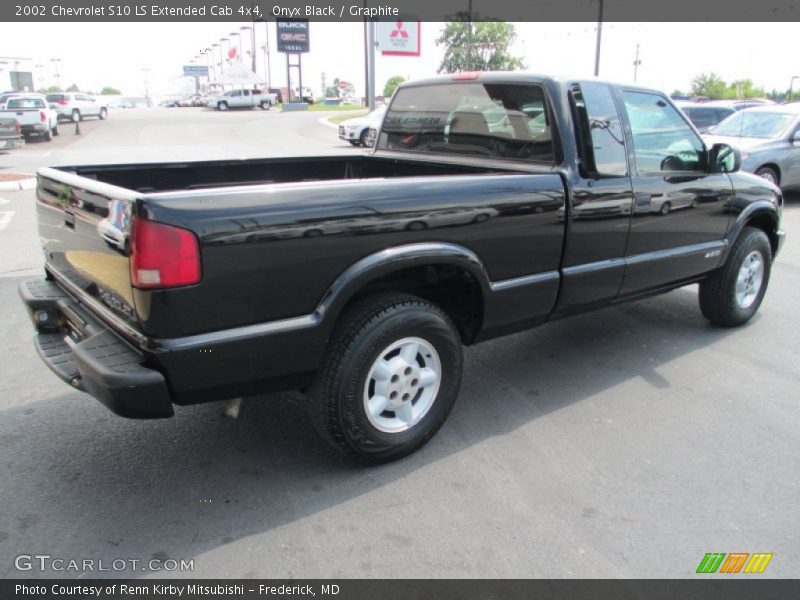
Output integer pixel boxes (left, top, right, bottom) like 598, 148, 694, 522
632, 43, 641, 83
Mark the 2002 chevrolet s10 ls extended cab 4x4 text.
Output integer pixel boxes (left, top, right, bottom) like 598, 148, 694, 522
20, 73, 784, 462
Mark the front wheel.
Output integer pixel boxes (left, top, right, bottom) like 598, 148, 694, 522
699, 227, 771, 327
71, 109, 81, 123
217, 101, 228, 111
260, 101, 271, 110
755, 166, 779, 186
308, 294, 463, 463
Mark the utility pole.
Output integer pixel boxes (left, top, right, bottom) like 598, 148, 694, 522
51, 58, 61, 90
262, 20, 272, 90
632, 43, 641, 82
366, 18, 376, 110
593, 0, 604, 77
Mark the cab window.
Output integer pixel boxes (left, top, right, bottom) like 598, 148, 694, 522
622, 91, 706, 173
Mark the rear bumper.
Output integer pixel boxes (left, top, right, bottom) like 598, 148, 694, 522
0, 137, 23, 150
19, 278, 174, 419
20, 124, 47, 135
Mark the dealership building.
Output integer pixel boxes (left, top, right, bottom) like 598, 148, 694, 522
0, 56, 36, 92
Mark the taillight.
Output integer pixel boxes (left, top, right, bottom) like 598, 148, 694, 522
130, 218, 201, 289
58, 99, 68, 105
40, 111, 47, 122
452, 72, 479, 80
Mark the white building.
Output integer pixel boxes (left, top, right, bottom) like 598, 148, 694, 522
0, 56, 36, 92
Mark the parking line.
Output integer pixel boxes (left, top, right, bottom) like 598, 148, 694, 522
41, 150, 52, 157
0, 211, 15, 231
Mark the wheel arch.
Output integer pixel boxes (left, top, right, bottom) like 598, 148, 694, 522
727, 201, 781, 259
756, 163, 781, 184
316, 243, 491, 344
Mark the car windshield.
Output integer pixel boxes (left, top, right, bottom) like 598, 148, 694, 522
713, 111, 795, 138
7, 98, 44, 109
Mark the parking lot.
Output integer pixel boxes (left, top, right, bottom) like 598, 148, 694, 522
1, 107, 798, 579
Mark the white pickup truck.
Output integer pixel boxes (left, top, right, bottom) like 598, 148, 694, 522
207, 88, 277, 111
0, 94, 59, 141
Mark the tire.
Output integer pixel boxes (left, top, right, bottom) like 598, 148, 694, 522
218, 102, 228, 111
260, 101, 271, 110
308, 293, 463, 463
99, 107, 108, 120
755, 166, 779, 186
659, 201, 671, 215
699, 227, 771, 327
405, 220, 427, 231
42, 128, 52, 142
359, 129, 370, 147
690, 198, 699, 209
71, 109, 81, 123
52, 124, 59, 136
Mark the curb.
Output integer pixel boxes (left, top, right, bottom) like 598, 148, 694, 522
318, 116, 338, 129
0, 176, 35, 192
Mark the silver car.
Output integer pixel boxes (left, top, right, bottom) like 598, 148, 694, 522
704, 103, 800, 190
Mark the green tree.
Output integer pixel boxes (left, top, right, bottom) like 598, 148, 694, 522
66, 83, 80, 92
670, 90, 686, 98
435, 18, 525, 74
383, 76, 405, 97
100, 86, 121, 95
690, 73, 726, 98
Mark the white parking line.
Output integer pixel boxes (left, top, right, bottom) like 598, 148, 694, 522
41, 150, 52, 157
0, 197, 8, 205
0, 211, 15, 231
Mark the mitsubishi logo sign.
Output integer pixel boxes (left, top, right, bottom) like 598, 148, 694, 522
377, 19, 420, 56
390, 21, 409, 39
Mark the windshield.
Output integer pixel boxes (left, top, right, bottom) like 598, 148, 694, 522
713, 111, 796, 138
7, 98, 44, 109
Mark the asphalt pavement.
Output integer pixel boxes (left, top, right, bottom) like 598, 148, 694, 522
0, 107, 798, 579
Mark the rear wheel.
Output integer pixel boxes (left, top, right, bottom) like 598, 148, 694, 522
309, 293, 463, 463
218, 101, 228, 111
660, 201, 672, 215
99, 107, 108, 120
260, 101, 271, 110
42, 128, 52, 142
51, 123, 59, 136
699, 227, 771, 327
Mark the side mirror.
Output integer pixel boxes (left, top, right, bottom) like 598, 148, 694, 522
709, 143, 740, 174
49, 103, 58, 110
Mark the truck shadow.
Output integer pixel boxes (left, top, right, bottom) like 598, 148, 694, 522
0, 282, 744, 578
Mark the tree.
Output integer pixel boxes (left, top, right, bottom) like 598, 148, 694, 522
435, 18, 525, 74
383, 76, 405, 97
66, 83, 80, 92
690, 73, 726, 98
100, 86, 121, 95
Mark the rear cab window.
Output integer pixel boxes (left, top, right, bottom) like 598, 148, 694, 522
377, 81, 555, 163
7, 98, 44, 109
568, 82, 628, 176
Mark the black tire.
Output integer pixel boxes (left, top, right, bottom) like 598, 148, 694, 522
660, 201, 671, 215
308, 293, 463, 463
71, 109, 81, 123
218, 101, 228, 111
260, 101, 271, 110
99, 107, 108, 120
699, 227, 771, 327
52, 123, 59, 136
359, 129, 370, 146
755, 166, 779, 186
42, 128, 52, 142
405, 220, 427, 231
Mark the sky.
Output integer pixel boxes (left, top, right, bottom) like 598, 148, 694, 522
1, 22, 799, 98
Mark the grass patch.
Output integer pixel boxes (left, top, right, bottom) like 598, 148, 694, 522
308, 103, 366, 112
327, 111, 368, 125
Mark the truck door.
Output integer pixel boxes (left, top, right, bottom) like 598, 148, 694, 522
617, 90, 733, 295
556, 82, 634, 313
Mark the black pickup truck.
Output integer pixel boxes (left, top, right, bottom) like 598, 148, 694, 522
21, 73, 785, 462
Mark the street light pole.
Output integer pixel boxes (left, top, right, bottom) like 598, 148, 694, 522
34, 63, 44, 92
263, 20, 272, 90
788, 76, 799, 102
594, 0, 604, 77
241, 26, 256, 73
220, 38, 230, 65
141, 68, 150, 107
50, 58, 61, 90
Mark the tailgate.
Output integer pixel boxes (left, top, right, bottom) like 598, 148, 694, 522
0, 117, 18, 136
36, 167, 142, 340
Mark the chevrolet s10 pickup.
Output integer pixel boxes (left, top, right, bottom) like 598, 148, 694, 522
20, 73, 785, 462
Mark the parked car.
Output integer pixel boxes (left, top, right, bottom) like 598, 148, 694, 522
46, 92, 108, 122
207, 89, 276, 111
268, 88, 283, 104
675, 101, 735, 134
22, 73, 784, 463
338, 105, 386, 146
0, 95, 58, 141
704, 103, 800, 189
0, 116, 24, 151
